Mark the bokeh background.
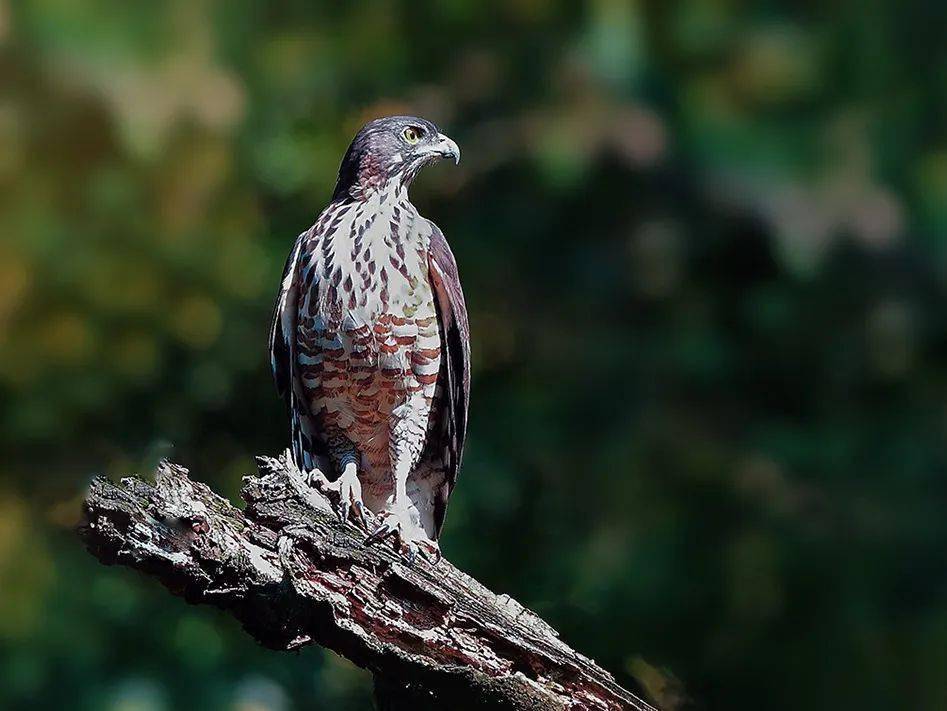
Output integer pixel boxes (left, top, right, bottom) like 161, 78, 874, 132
3, 1, 947, 709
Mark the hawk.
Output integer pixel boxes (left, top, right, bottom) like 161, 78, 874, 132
269, 116, 470, 560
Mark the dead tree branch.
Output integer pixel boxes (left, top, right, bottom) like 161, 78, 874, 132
78, 452, 657, 711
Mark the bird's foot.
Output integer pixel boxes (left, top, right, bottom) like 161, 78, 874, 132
310, 464, 369, 529
364, 508, 440, 565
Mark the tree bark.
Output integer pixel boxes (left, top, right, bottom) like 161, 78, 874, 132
78, 452, 657, 711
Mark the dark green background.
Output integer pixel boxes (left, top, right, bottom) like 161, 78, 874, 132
3, 1, 946, 709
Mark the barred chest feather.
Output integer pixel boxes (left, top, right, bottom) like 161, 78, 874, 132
295, 186, 443, 473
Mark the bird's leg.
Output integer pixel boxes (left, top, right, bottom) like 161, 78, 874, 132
325, 462, 368, 527
316, 429, 369, 528
365, 460, 405, 534
363, 461, 416, 557
364, 411, 433, 561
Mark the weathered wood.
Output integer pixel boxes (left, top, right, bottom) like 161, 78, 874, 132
78, 452, 657, 711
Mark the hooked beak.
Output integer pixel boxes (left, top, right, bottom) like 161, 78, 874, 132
432, 133, 461, 164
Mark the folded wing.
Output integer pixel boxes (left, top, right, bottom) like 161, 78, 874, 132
426, 222, 471, 539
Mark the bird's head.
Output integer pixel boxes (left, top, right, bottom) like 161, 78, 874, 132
332, 115, 460, 201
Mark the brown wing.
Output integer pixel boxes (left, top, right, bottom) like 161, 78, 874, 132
426, 221, 471, 539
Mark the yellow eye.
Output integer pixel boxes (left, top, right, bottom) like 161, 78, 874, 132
403, 127, 421, 144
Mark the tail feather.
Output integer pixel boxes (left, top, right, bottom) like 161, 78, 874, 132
290, 392, 329, 475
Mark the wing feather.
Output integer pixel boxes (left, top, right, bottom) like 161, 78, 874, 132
269, 233, 304, 401
426, 222, 471, 539
269, 229, 325, 470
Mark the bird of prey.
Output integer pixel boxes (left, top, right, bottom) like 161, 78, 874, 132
269, 116, 469, 560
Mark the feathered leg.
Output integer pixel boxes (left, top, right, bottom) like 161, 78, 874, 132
314, 426, 369, 528
364, 398, 439, 561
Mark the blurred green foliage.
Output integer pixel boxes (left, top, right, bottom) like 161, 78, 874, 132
2, 1, 947, 709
